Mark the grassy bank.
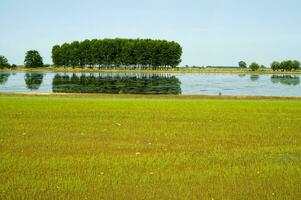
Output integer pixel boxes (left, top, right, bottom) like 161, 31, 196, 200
2, 66, 301, 74
0, 95, 300, 199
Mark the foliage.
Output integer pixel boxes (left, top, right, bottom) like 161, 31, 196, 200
0, 55, 10, 69
249, 62, 260, 71
24, 50, 44, 68
238, 61, 247, 68
52, 38, 182, 69
271, 60, 300, 71
0, 96, 300, 199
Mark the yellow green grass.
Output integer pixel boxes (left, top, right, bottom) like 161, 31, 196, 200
0, 95, 300, 199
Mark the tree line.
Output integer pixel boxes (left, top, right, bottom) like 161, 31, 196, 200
271, 60, 300, 71
239, 60, 300, 71
51, 38, 182, 69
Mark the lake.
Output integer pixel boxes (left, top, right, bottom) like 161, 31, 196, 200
0, 71, 300, 96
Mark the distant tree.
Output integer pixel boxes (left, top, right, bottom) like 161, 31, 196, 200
52, 45, 63, 67
11, 64, 17, 69
292, 60, 300, 70
260, 65, 266, 69
280, 60, 294, 71
238, 61, 247, 68
249, 62, 260, 71
271, 61, 280, 71
24, 50, 44, 68
0, 55, 10, 69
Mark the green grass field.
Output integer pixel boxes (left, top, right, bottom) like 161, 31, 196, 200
0, 95, 300, 199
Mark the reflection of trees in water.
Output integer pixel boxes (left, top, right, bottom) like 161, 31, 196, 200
0, 73, 10, 85
250, 74, 260, 81
271, 75, 300, 86
24, 73, 44, 90
52, 73, 182, 94
238, 74, 246, 78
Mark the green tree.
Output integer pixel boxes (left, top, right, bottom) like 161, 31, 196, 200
238, 61, 247, 68
249, 62, 260, 71
292, 60, 300, 70
24, 50, 43, 68
271, 61, 280, 71
0, 55, 10, 69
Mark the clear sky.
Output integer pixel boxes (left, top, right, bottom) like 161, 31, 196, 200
1, 0, 300, 66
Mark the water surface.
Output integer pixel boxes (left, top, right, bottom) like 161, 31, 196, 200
0, 71, 300, 96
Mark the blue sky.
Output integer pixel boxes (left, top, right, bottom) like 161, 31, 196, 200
1, 0, 300, 66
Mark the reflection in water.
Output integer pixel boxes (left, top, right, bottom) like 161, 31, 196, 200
271, 75, 300, 86
238, 74, 246, 78
250, 74, 260, 81
0, 73, 10, 85
24, 73, 44, 90
52, 73, 182, 94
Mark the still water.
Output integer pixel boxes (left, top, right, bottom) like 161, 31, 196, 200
0, 71, 300, 96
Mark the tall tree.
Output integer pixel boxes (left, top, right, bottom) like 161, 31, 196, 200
0, 55, 10, 69
24, 50, 44, 68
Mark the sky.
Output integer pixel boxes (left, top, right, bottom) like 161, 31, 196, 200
0, 0, 301, 66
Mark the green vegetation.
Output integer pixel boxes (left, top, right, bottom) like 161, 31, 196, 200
24, 50, 44, 68
238, 61, 247, 68
0, 95, 300, 199
52, 38, 182, 69
0, 55, 10, 69
249, 62, 260, 71
271, 60, 300, 71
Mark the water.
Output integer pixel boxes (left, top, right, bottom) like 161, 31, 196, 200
0, 71, 300, 96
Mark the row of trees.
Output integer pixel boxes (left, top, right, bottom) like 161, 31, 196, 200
238, 61, 265, 71
271, 60, 300, 71
239, 60, 300, 71
52, 38, 182, 69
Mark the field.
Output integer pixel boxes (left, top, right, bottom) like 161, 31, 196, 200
0, 95, 300, 199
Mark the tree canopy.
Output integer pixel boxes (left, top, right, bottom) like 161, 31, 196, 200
238, 61, 247, 68
249, 62, 260, 71
52, 38, 182, 69
271, 60, 300, 71
0, 55, 10, 69
24, 50, 44, 68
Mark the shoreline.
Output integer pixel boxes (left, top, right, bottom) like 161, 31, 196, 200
1, 67, 301, 74
1, 92, 300, 100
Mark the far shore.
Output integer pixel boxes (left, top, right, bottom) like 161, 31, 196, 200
1, 92, 300, 100
1, 66, 301, 74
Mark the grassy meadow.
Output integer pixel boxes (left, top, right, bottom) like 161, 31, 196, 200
0, 95, 300, 199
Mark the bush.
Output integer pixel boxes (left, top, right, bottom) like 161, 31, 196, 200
249, 62, 260, 71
